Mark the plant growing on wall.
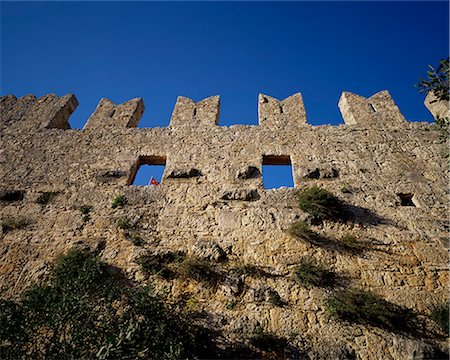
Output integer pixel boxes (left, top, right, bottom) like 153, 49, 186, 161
429, 302, 449, 336
296, 186, 342, 220
111, 195, 126, 209
416, 58, 449, 130
0, 249, 197, 359
416, 58, 449, 102
325, 289, 415, 332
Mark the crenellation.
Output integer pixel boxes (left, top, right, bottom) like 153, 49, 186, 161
42, 93, 79, 129
84, 97, 144, 130
258, 92, 307, 129
170, 95, 220, 127
338, 90, 406, 126
368, 90, 406, 124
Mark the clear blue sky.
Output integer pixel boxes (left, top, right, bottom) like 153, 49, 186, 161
1, 1, 449, 187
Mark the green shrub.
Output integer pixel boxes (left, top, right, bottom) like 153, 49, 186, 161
130, 235, 144, 246
325, 290, 414, 331
296, 186, 342, 220
0, 248, 200, 359
340, 233, 364, 253
295, 258, 335, 288
430, 302, 449, 336
79, 205, 93, 223
111, 195, 126, 209
50, 248, 113, 294
137, 252, 185, 279
1, 216, 30, 233
0, 299, 26, 357
117, 217, 131, 229
250, 328, 287, 353
178, 257, 219, 286
288, 220, 317, 243
36, 191, 59, 205
80, 205, 92, 215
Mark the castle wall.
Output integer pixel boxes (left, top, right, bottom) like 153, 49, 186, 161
0, 91, 448, 358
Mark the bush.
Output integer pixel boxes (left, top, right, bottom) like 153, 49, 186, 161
117, 217, 131, 229
295, 258, 336, 288
130, 235, 144, 246
137, 252, 185, 279
296, 186, 342, 220
0, 299, 26, 357
80, 205, 93, 223
288, 220, 317, 243
80, 205, 92, 215
111, 195, 126, 209
340, 233, 364, 253
250, 328, 287, 353
177, 257, 220, 286
0, 249, 200, 359
1, 216, 30, 233
36, 191, 59, 205
430, 302, 449, 336
325, 289, 414, 331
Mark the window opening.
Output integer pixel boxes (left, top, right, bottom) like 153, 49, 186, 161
129, 156, 166, 186
262, 155, 294, 189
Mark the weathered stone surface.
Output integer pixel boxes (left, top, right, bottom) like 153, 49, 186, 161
302, 165, 339, 179
166, 168, 202, 178
221, 189, 260, 201
84, 97, 144, 130
425, 91, 450, 121
189, 239, 227, 262
237, 166, 261, 179
338, 90, 406, 126
0, 91, 448, 359
258, 93, 307, 129
170, 95, 220, 127
96, 170, 128, 182
219, 273, 244, 297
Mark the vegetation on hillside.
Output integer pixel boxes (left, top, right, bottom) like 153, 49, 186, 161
0, 249, 204, 359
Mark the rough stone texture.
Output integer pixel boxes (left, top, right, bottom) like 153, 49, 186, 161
338, 90, 406, 126
425, 91, 450, 121
258, 93, 307, 130
0, 91, 448, 359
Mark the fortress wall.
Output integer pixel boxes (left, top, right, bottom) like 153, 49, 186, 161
0, 91, 448, 358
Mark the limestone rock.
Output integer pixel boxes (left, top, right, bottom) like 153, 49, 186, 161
221, 189, 260, 201
166, 168, 202, 178
189, 239, 227, 262
237, 166, 261, 179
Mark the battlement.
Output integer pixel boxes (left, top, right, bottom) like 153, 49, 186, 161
0, 89, 445, 195
0, 89, 448, 359
1, 90, 421, 132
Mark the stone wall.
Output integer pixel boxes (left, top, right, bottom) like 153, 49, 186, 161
0, 91, 448, 359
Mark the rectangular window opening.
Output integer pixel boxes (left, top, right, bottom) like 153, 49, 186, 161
262, 155, 294, 189
129, 155, 166, 186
